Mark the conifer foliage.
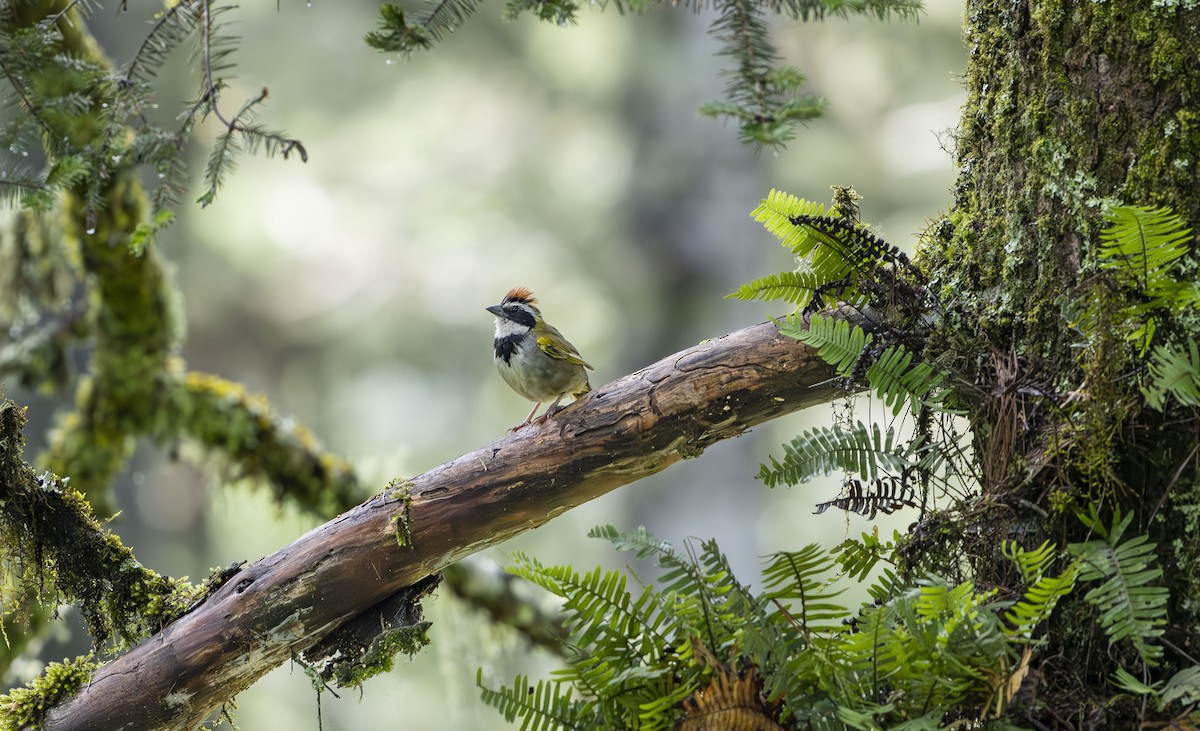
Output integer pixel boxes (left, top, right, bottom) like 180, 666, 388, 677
368, 0, 921, 149
0, 0, 305, 236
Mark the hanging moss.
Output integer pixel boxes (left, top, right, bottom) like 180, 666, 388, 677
329, 622, 433, 688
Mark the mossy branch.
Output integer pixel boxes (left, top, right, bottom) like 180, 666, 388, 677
164, 371, 365, 516
0, 398, 196, 652
37, 320, 848, 730
3, 1, 331, 520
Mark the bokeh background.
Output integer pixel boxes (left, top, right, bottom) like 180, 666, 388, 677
6, 2, 963, 728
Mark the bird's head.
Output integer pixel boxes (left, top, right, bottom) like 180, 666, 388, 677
487, 287, 541, 336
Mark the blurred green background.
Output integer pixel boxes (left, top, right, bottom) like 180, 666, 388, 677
7, 2, 963, 728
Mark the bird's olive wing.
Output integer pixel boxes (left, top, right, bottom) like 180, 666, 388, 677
536, 335, 593, 369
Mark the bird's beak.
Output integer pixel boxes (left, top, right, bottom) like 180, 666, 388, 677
486, 304, 504, 317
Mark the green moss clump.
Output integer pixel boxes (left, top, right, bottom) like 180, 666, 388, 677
387, 479, 415, 548
0, 656, 98, 731
330, 622, 432, 688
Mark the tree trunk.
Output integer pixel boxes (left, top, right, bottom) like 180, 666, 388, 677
919, 0, 1200, 724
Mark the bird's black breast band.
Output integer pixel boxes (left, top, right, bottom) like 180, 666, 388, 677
495, 334, 523, 364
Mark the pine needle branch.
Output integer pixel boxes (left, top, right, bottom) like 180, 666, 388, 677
193, 0, 306, 207
365, 0, 482, 55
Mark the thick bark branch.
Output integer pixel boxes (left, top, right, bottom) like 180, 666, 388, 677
43, 321, 843, 730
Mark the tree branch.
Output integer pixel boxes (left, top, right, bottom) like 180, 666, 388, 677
42, 320, 844, 730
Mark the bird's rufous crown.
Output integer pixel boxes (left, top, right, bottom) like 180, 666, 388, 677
504, 286, 537, 305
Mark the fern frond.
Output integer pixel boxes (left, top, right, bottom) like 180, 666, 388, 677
835, 530, 898, 582
725, 271, 820, 308
757, 421, 911, 487
1093, 205, 1196, 352
761, 544, 848, 633
477, 670, 589, 730
590, 524, 676, 563
1142, 338, 1200, 410
1158, 665, 1200, 710
1111, 665, 1160, 696
507, 549, 677, 662
1002, 563, 1079, 641
865, 345, 944, 416
605, 528, 744, 628
750, 189, 827, 252
1098, 205, 1193, 297
814, 477, 919, 519
777, 312, 871, 376
1002, 540, 1057, 585
592, 527, 763, 665
866, 567, 904, 604
1069, 508, 1168, 665
790, 214, 917, 278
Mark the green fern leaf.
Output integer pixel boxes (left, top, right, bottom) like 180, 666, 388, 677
865, 345, 944, 416
866, 567, 904, 603
1094, 205, 1196, 353
751, 189, 827, 253
757, 421, 911, 487
1002, 563, 1079, 640
1099, 205, 1193, 297
726, 271, 820, 307
836, 530, 898, 582
1002, 540, 1057, 585
1158, 665, 1200, 709
1111, 666, 1159, 696
1069, 508, 1168, 665
477, 670, 589, 730
589, 524, 676, 563
777, 312, 871, 376
761, 544, 848, 632
1142, 338, 1200, 410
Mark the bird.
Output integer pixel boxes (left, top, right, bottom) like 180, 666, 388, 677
487, 287, 593, 430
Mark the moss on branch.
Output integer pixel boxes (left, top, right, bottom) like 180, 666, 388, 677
1, 397, 197, 651
164, 372, 364, 515
0, 655, 99, 731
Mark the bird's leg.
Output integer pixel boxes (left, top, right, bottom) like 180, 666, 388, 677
509, 402, 543, 432
539, 394, 567, 423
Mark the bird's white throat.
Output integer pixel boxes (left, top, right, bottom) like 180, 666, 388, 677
493, 317, 529, 338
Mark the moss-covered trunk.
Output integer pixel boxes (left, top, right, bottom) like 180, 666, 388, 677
920, 0, 1200, 725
